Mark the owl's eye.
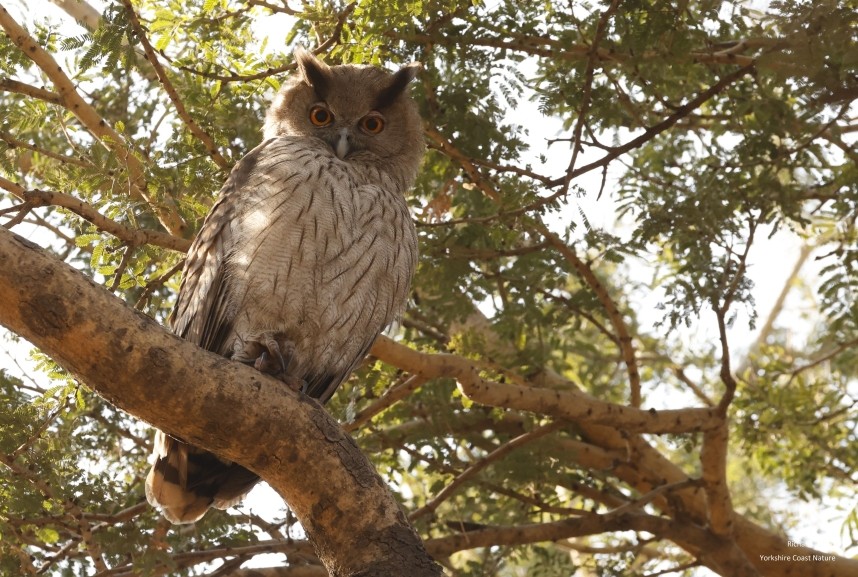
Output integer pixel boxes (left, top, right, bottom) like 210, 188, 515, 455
360, 114, 385, 134
309, 105, 333, 127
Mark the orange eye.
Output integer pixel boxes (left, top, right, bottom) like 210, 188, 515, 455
309, 105, 333, 127
360, 114, 385, 134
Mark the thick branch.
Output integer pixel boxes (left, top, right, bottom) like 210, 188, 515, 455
371, 336, 720, 434
0, 228, 441, 577
424, 510, 751, 576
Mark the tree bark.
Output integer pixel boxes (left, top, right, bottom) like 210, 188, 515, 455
0, 228, 442, 576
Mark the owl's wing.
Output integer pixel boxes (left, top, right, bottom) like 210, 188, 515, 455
170, 196, 234, 352
170, 142, 272, 354
304, 339, 375, 403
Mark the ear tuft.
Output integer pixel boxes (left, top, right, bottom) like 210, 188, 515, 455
374, 62, 421, 110
294, 45, 331, 99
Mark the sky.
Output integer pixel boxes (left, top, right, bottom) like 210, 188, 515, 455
0, 0, 854, 572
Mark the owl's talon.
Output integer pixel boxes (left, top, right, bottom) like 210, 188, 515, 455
252, 337, 294, 376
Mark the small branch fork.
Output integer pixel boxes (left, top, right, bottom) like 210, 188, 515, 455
562, 0, 623, 189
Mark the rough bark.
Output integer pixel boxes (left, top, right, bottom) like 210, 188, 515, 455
0, 227, 442, 576
370, 314, 858, 577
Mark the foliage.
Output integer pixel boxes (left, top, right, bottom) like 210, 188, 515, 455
0, 0, 856, 575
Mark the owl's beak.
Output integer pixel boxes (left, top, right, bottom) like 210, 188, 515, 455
334, 129, 350, 159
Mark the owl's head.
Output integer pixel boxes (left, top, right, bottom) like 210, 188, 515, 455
263, 47, 424, 186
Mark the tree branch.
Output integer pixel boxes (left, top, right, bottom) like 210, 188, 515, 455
0, 177, 191, 252
409, 421, 564, 521
0, 130, 93, 168
370, 336, 720, 434
544, 64, 756, 188
0, 227, 441, 577
533, 222, 642, 406
120, 0, 230, 171
562, 0, 622, 186
0, 77, 62, 104
0, 4, 188, 237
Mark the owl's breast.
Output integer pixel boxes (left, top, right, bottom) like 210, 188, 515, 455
224, 140, 417, 378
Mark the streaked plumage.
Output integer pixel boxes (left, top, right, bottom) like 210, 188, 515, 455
145, 47, 423, 524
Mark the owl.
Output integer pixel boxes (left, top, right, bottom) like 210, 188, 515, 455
145, 47, 423, 524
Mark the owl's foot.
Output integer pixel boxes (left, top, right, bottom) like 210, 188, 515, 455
237, 333, 306, 393
253, 343, 305, 392
252, 337, 293, 374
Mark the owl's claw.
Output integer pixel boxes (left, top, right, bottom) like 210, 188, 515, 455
253, 337, 291, 374
248, 336, 306, 393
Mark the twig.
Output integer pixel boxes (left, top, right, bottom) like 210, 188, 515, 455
133, 258, 185, 309
345, 374, 428, 432
0, 130, 93, 168
420, 65, 754, 230
0, 77, 62, 104
672, 367, 715, 407
789, 336, 858, 380
425, 126, 500, 201
92, 539, 316, 577
247, 0, 299, 16
163, 3, 355, 83
562, 0, 622, 189
409, 421, 564, 520
601, 479, 702, 520
9, 395, 70, 460
121, 0, 230, 170
712, 216, 758, 413
1, 201, 34, 229
642, 560, 702, 577
739, 243, 814, 376
532, 222, 642, 406
108, 243, 136, 292
0, 453, 109, 572
544, 64, 756, 191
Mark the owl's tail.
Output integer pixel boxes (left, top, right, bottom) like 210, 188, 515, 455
145, 430, 260, 524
